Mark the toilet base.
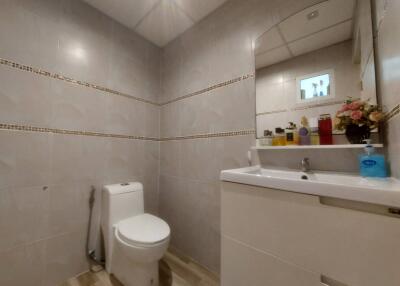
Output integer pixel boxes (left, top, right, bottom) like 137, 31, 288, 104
111, 244, 159, 286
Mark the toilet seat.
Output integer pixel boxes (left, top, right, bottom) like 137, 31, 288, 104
117, 213, 170, 247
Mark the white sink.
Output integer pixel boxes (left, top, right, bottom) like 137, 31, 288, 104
220, 166, 400, 208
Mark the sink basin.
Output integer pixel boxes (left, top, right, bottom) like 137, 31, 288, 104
220, 166, 400, 208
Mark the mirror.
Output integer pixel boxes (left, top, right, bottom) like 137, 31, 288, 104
254, 0, 377, 142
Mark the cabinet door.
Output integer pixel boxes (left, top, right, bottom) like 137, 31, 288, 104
221, 182, 400, 286
221, 235, 323, 286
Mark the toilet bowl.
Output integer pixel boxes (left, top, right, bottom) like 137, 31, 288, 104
101, 183, 170, 286
115, 214, 170, 263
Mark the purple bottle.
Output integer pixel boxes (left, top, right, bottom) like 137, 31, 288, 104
299, 116, 311, 145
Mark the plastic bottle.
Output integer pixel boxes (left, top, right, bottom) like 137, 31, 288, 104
359, 140, 388, 178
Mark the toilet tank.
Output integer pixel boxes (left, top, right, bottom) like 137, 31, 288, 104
102, 182, 144, 226
101, 182, 144, 271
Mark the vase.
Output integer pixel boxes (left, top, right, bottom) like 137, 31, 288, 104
345, 124, 371, 144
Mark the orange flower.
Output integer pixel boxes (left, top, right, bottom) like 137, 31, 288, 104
369, 111, 384, 122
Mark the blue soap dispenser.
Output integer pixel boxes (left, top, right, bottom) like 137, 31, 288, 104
359, 140, 388, 178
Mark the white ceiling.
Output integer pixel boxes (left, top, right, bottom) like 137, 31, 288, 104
255, 0, 356, 69
83, 0, 228, 47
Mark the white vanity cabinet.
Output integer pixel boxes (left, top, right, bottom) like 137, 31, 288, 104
221, 181, 400, 286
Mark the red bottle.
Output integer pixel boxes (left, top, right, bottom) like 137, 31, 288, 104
318, 114, 333, 145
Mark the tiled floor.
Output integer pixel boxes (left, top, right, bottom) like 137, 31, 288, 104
62, 251, 219, 286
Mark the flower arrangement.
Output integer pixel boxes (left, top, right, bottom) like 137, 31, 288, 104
334, 98, 384, 131
334, 98, 384, 144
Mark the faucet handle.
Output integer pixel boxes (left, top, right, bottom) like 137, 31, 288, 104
301, 157, 311, 172
302, 157, 310, 164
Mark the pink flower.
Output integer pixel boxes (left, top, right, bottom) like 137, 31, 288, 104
351, 110, 363, 120
339, 104, 351, 112
348, 101, 362, 110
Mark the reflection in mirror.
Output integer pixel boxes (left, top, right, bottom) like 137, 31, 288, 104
297, 70, 333, 101
254, 0, 378, 144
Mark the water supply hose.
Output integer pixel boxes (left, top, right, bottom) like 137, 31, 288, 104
86, 186, 105, 269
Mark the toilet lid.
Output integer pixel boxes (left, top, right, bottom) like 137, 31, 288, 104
117, 214, 170, 245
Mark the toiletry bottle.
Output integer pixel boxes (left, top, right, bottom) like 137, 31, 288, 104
359, 140, 388, 178
318, 114, 333, 145
273, 128, 286, 146
260, 130, 273, 146
285, 122, 297, 145
293, 123, 299, 145
309, 117, 320, 145
299, 116, 311, 145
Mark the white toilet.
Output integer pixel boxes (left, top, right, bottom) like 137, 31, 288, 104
101, 182, 170, 286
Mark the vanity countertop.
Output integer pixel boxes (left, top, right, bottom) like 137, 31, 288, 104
220, 166, 400, 208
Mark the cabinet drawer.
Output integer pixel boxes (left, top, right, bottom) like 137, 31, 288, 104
222, 235, 323, 286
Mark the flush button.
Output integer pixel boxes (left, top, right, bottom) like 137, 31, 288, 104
120, 183, 129, 186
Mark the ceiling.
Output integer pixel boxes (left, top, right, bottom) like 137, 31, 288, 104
255, 0, 356, 69
83, 0, 228, 47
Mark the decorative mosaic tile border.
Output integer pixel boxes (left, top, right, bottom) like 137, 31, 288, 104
385, 103, 400, 122
0, 57, 159, 106
160, 74, 255, 106
0, 123, 256, 141
0, 57, 255, 108
0, 124, 159, 141
160, 130, 256, 141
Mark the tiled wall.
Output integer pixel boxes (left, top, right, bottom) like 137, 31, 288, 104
374, 0, 400, 178
0, 0, 161, 285
256, 40, 361, 137
158, 0, 327, 273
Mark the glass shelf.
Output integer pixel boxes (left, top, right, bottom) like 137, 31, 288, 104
252, 144, 383, 150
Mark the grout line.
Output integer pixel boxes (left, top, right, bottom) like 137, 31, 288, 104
256, 100, 344, 116
256, 109, 289, 116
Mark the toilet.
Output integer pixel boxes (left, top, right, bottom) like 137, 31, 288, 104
101, 182, 170, 286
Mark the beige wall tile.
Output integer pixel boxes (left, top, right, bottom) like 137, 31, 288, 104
0, 186, 49, 252
14, 132, 52, 188
0, 241, 46, 286
160, 141, 181, 177
0, 1, 161, 284
375, 0, 400, 178
0, 131, 17, 190
44, 231, 88, 286
0, 66, 53, 127
158, 0, 334, 273
386, 116, 400, 178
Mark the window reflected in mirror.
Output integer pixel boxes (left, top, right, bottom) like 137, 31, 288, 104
297, 70, 334, 102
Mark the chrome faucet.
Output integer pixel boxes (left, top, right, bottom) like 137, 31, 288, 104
301, 157, 311, 172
